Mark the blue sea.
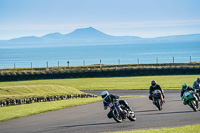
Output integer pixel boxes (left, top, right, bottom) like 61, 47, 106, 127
0, 42, 200, 69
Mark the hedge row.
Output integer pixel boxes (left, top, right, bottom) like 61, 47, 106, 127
0, 94, 97, 107
0, 67, 199, 81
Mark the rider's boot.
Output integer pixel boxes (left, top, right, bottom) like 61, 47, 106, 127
126, 106, 132, 112
162, 99, 165, 103
161, 95, 165, 103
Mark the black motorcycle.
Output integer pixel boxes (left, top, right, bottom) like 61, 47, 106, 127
152, 90, 164, 110
108, 100, 136, 123
195, 84, 200, 96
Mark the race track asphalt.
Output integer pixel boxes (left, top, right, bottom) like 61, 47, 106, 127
0, 90, 200, 133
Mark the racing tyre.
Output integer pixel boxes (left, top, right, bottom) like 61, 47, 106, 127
189, 100, 198, 112
127, 111, 136, 121
155, 99, 162, 110
112, 109, 123, 123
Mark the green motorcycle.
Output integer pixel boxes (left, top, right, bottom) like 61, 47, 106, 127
183, 90, 199, 112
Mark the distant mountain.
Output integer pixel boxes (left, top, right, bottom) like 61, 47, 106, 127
0, 27, 200, 48
9, 36, 42, 43
65, 27, 110, 38
42, 32, 64, 39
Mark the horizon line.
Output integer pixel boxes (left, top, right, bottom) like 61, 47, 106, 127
1, 26, 200, 41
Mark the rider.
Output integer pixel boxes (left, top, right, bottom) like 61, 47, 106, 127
192, 78, 200, 89
149, 80, 165, 103
101, 91, 133, 119
181, 83, 199, 103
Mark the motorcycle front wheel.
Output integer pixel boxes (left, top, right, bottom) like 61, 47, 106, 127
112, 109, 123, 123
127, 111, 136, 121
189, 100, 198, 112
155, 99, 162, 110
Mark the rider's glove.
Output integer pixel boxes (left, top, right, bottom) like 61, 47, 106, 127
115, 95, 119, 99
181, 96, 184, 100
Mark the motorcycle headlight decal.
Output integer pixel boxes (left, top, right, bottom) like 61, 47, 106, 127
184, 91, 190, 97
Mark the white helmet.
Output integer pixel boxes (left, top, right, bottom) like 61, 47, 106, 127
101, 91, 109, 100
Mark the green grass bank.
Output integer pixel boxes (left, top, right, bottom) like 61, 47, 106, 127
0, 75, 199, 90
0, 85, 84, 101
107, 124, 200, 133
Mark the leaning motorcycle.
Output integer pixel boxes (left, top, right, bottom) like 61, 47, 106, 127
108, 100, 136, 123
183, 90, 199, 112
152, 90, 164, 110
195, 84, 200, 96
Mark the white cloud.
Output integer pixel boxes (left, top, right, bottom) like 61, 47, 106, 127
95, 19, 200, 28
0, 19, 200, 31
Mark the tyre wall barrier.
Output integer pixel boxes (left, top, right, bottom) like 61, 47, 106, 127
0, 94, 97, 107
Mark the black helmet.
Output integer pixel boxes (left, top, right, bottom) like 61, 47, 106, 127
197, 78, 200, 82
151, 80, 156, 87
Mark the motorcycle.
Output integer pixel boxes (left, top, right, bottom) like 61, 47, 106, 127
183, 90, 199, 112
108, 100, 136, 123
195, 84, 200, 96
152, 90, 164, 110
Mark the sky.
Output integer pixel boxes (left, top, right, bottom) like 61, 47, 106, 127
0, 0, 200, 40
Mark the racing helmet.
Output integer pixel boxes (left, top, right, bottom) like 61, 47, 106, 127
197, 78, 200, 83
101, 91, 109, 100
151, 80, 156, 87
182, 83, 188, 90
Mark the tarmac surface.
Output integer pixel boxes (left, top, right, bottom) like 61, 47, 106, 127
0, 90, 200, 133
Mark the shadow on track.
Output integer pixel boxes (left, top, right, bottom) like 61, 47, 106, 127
143, 110, 194, 116
39, 122, 117, 133
57, 122, 117, 128
135, 109, 157, 113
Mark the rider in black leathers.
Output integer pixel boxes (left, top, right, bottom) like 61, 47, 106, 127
193, 78, 200, 90
101, 91, 132, 118
149, 80, 165, 101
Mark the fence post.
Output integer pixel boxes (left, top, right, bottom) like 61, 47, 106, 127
46, 61, 48, 68
14, 63, 16, 69
118, 59, 120, 65
156, 58, 158, 64
100, 59, 102, 69
83, 60, 85, 66
67, 61, 70, 68
173, 57, 174, 63
58, 61, 59, 67
137, 58, 139, 64
31, 62, 32, 68
190, 56, 192, 63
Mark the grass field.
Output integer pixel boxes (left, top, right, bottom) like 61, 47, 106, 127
0, 75, 199, 131
0, 75, 199, 90
0, 85, 84, 101
1, 75, 199, 102
108, 124, 200, 133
